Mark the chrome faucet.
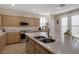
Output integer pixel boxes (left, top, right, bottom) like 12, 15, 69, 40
42, 26, 50, 38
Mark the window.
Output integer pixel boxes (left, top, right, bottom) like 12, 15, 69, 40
72, 15, 79, 37
40, 17, 46, 27
61, 16, 68, 43
61, 17, 68, 33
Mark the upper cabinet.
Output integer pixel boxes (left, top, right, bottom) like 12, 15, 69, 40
35, 18, 40, 26
3, 15, 20, 27
0, 15, 2, 27
28, 17, 40, 26
20, 17, 29, 23
1, 15, 40, 27
20, 17, 40, 27
29, 17, 35, 26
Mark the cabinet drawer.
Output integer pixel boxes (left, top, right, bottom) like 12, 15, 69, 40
6, 32, 20, 44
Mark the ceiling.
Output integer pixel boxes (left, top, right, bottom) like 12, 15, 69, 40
0, 4, 79, 15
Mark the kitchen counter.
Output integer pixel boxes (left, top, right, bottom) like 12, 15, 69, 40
0, 27, 40, 33
25, 32, 60, 54
0, 27, 39, 31
5, 30, 20, 32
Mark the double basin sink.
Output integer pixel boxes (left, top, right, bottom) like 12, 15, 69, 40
34, 36, 55, 43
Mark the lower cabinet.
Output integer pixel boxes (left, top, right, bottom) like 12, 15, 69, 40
26, 37, 35, 54
34, 43, 49, 54
0, 33, 6, 53
6, 32, 20, 44
26, 37, 50, 54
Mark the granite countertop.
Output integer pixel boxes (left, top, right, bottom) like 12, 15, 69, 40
25, 32, 61, 54
0, 27, 40, 32
0, 27, 39, 31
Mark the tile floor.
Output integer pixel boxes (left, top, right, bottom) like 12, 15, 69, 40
3, 42, 26, 54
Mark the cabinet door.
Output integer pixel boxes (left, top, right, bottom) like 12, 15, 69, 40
3, 15, 10, 26
3, 15, 20, 27
7, 32, 14, 44
0, 34, 6, 53
13, 32, 20, 43
0, 15, 2, 27
28, 43, 34, 54
29, 17, 35, 26
1, 34, 6, 51
0, 37, 2, 53
11, 16, 20, 26
6, 32, 20, 44
1, 33, 6, 47
35, 43, 48, 54
35, 18, 40, 26
20, 17, 29, 23
26, 37, 35, 54
24, 17, 29, 23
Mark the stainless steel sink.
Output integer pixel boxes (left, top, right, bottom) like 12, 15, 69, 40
40, 38, 55, 43
34, 36, 55, 43
34, 36, 46, 39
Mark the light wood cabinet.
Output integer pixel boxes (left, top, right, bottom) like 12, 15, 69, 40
20, 17, 29, 23
35, 43, 49, 54
1, 33, 6, 49
2, 15, 40, 27
26, 37, 35, 54
35, 18, 40, 26
0, 38, 2, 53
29, 17, 35, 26
25, 17, 29, 23
0, 15, 2, 27
0, 33, 6, 53
6, 32, 20, 44
28, 17, 40, 26
26, 37, 51, 54
3, 15, 20, 27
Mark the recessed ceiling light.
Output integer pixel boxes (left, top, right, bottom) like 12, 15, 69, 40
56, 4, 65, 10
32, 8, 36, 11
11, 4, 15, 6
